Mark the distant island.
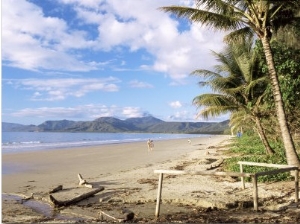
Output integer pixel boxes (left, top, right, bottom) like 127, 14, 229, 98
2, 116, 229, 134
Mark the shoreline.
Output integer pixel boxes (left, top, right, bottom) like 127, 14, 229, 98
2, 132, 212, 155
2, 135, 228, 193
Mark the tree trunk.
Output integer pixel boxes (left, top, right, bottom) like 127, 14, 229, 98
261, 36, 300, 166
254, 116, 275, 155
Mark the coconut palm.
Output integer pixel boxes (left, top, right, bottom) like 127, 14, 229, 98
192, 37, 275, 154
229, 111, 249, 136
230, 110, 275, 155
160, 0, 300, 166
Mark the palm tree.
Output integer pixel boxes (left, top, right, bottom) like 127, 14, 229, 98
160, 0, 300, 166
192, 38, 275, 154
230, 110, 275, 155
229, 111, 250, 137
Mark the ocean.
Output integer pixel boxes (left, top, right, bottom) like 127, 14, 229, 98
2, 132, 208, 154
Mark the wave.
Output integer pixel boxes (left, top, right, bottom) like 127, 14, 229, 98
2, 132, 208, 154
2, 139, 139, 153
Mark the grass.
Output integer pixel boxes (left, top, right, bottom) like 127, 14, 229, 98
223, 134, 292, 182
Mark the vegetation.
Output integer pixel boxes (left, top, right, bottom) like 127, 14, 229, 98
255, 41, 300, 140
223, 134, 292, 182
202, 39, 300, 182
160, 0, 300, 167
191, 37, 275, 154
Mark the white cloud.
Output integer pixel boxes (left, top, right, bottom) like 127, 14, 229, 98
2, 0, 225, 80
65, 0, 226, 81
122, 107, 145, 118
128, 80, 153, 88
2, 0, 102, 71
167, 110, 192, 121
5, 77, 120, 101
10, 104, 147, 121
59, 0, 103, 8
169, 101, 182, 109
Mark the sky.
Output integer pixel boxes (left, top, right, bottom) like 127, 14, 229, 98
2, 0, 229, 125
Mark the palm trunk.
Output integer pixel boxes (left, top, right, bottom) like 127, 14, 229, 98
261, 36, 300, 166
254, 116, 275, 155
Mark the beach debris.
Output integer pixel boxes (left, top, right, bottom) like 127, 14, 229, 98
78, 173, 93, 188
197, 158, 214, 165
205, 158, 224, 170
207, 145, 216, 149
122, 208, 135, 221
21, 193, 34, 203
99, 210, 123, 222
49, 185, 63, 193
49, 186, 105, 207
99, 208, 135, 222
78, 173, 86, 185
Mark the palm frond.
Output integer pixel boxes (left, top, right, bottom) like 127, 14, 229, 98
224, 27, 254, 43
193, 93, 239, 109
159, 5, 243, 31
191, 69, 222, 79
197, 105, 237, 119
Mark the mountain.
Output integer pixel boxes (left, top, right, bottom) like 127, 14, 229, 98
124, 116, 164, 131
38, 119, 77, 131
2, 116, 230, 134
2, 122, 39, 132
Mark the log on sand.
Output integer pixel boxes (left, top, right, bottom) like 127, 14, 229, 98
205, 158, 224, 170
49, 185, 63, 193
99, 208, 135, 222
49, 186, 104, 207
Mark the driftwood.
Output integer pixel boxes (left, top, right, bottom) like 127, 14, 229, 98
21, 193, 34, 203
49, 185, 63, 193
99, 208, 134, 222
49, 187, 104, 207
121, 208, 135, 221
78, 173, 93, 188
205, 158, 224, 170
99, 211, 123, 222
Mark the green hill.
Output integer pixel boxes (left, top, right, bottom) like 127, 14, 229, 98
2, 116, 229, 134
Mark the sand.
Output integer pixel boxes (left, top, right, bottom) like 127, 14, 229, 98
2, 135, 299, 223
2, 135, 224, 193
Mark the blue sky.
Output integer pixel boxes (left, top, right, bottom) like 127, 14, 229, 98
2, 0, 229, 125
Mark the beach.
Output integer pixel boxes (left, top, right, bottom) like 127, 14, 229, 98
2, 135, 299, 223
3, 135, 225, 193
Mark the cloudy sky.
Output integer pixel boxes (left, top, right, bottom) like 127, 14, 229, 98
2, 0, 229, 125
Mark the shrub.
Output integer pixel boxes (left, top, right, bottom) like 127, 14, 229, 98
223, 134, 291, 182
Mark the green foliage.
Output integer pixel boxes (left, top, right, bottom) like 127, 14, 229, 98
223, 134, 291, 182
254, 40, 300, 136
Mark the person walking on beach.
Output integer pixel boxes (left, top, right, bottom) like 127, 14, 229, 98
147, 139, 154, 152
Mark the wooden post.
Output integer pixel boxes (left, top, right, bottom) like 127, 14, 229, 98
155, 173, 164, 217
252, 175, 258, 211
240, 163, 245, 189
295, 169, 299, 203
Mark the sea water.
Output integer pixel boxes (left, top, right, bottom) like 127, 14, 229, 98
2, 132, 208, 154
